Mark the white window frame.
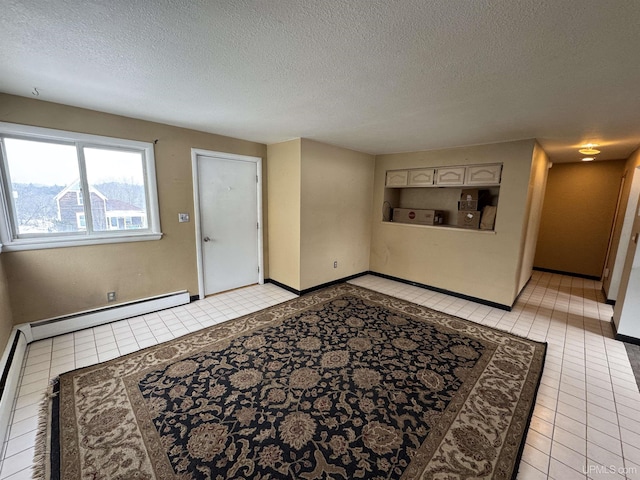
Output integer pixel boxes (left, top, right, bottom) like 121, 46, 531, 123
0, 122, 162, 252
76, 212, 86, 229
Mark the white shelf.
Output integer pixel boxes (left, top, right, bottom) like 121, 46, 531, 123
380, 220, 497, 234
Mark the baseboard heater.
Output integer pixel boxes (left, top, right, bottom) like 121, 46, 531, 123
20, 290, 191, 343
0, 290, 190, 449
0, 330, 27, 449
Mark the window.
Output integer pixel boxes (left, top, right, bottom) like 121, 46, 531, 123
76, 212, 86, 229
0, 122, 162, 251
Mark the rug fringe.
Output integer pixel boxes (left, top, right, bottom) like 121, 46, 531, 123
32, 377, 58, 480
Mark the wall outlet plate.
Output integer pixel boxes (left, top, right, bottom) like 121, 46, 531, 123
107, 291, 116, 302
178, 213, 190, 222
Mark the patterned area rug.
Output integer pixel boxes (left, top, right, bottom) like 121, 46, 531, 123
35, 284, 546, 480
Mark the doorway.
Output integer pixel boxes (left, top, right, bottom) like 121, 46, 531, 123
605, 166, 640, 301
613, 190, 640, 337
191, 149, 263, 298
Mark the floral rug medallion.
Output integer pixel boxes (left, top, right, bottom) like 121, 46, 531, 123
36, 284, 546, 479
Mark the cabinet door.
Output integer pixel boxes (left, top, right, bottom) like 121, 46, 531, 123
465, 164, 502, 185
385, 170, 408, 187
435, 166, 466, 186
407, 168, 435, 187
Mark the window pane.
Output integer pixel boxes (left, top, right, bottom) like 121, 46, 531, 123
3, 138, 81, 235
83, 148, 148, 232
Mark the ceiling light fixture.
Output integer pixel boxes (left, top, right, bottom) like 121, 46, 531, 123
578, 143, 600, 155
581, 157, 595, 162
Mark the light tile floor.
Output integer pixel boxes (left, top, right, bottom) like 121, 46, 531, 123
1, 271, 639, 479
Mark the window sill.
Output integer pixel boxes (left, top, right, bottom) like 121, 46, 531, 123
0, 233, 163, 252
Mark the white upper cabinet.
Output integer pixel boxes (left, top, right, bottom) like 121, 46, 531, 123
385, 170, 409, 187
385, 164, 502, 189
465, 164, 502, 185
407, 168, 435, 186
435, 166, 466, 186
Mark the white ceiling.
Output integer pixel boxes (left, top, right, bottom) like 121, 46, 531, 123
2, 0, 640, 163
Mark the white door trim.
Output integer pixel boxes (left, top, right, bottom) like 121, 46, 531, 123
191, 148, 264, 299
608, 166, 640, 301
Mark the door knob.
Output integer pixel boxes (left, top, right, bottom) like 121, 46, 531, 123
203, 236, 211, 242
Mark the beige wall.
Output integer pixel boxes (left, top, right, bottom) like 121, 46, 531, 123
0, 94, 268, 323
0, 94, 549, 322
517, 142, 549, 291
0, 256, 14, 351
266, 138, 374, 292
266, 139, 302, 290
371, 139, 538, 307
534, 159, 625, 278
300, 139, 374, 290
603, 148, 640, 299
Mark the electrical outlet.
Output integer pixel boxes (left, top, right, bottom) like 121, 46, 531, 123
333, 261, 338, 268
178, 213, 190, 222
107, 291, 116, 302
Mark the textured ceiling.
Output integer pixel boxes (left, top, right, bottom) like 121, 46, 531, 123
1, 0, 640, 162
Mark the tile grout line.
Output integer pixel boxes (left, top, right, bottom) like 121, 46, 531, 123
604, 333, 632, 480
547, 281, 586, 478
544, 277, 563, 479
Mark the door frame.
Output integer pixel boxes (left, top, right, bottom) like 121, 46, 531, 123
606, 166, 640, 301
191, 148, 264, 299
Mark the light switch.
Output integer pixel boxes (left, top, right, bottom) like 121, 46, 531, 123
178, 213, 190, 222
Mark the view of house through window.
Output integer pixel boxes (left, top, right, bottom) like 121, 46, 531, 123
84, 147, 147, 232
0, 127, 158, 248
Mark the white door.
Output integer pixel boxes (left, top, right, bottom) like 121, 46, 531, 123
196, 153, 261, 295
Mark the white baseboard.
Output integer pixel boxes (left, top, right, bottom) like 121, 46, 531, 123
0, 290, 190, 448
